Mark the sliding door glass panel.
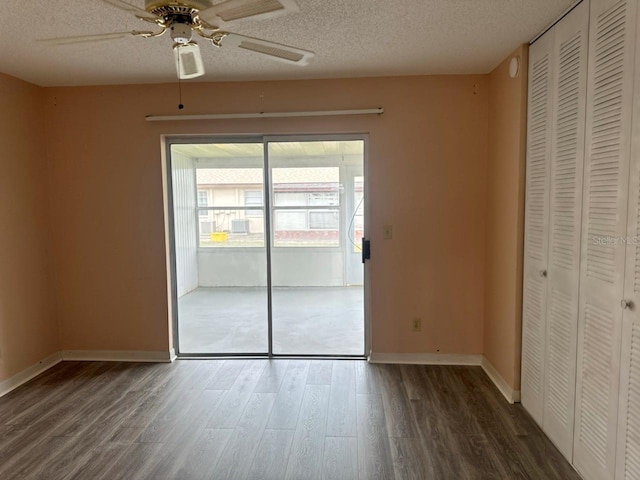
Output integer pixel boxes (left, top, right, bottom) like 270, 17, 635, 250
269, 140, 365, 355
171, 143, 268, 354
346, 172, 365, 286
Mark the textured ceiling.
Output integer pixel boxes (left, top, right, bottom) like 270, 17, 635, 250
1, 0, 577, 87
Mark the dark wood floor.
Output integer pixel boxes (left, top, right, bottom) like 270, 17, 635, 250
0, 360, 580, 480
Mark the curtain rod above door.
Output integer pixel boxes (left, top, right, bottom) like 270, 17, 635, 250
145, 108, 384, 122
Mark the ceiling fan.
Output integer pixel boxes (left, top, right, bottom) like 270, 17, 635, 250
40, 0, 315, 79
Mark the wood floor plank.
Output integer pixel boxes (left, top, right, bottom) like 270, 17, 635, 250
454, 433, 511, 480
106, 426, 146, 445
171, 429, 234, 480
323, 437, 358, 480
285, 384, 331, 480
65, 442, 133, 480
137, 367, 214, 442
389, 436, 435, 480
139, 389, 227, 479
253, 360, 290, 393
204, 360, 246, 390
97, 442, 164, 480
214, 392, 277, 480
207, 360, 267, 428
355, 361, 379, 394
409, 399, 469, 479
356, 394, 394, 480
326, 361, 357, 437
399, 365, 429, 400
376, 364, 419, 438
266, 360, 310, 429
5, 362, 115, 426
0, 385, 54, 420
120, 363, 202, 437
0, 435, 77, 479
247, 429, 295, 480
307, 360, 333, 385
118, 361, 198, 429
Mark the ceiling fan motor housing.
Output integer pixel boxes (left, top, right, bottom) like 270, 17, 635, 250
144, 0, 212, 11
170, 22, 193, 43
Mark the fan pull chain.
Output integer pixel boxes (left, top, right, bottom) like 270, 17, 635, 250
177, 46, 184, 110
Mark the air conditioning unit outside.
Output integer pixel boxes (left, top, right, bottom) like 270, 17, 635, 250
231, 219, 250, 234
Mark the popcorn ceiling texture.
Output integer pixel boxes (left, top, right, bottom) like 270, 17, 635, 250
2, 0, 577, 86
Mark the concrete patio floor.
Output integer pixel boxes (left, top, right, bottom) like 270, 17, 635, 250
177, 286, 365, 355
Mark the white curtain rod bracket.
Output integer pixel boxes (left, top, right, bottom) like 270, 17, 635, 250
145, 108, 384, 122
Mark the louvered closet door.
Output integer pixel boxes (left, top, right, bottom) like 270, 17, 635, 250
521, 30, 555, 426
573, 0, 638, 478
542, 0, 590, 461
616, 3, 640, 477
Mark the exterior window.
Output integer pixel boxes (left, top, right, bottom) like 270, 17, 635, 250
274, 192, 306, 206
272, 167, 341, 247
244, 190, 263, 217
308, 192, 339, 206
197, 167, 265, 248
276, 211, 307, 231
198, 191, 208, 217
309, 210, 339, 230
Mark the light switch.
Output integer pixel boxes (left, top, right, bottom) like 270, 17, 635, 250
383, 225, 393, 240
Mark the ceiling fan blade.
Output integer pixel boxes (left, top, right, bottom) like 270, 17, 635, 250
37, 31, 152, 45
174, 42, 206, 79
198, 0, 298, 25
221, 33, 314, 65
99, 0, 159, 20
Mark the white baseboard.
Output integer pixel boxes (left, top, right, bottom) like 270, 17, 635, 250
368, 352, 483, 366
0, 352, 63, 398
61, 350, 175, 363
481, 356, 521, 404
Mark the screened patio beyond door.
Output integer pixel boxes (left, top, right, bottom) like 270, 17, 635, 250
170, 139, 366, 356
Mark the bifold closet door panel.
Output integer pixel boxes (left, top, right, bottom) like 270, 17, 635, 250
521, 30, 555, 426
573, 0, 638, 479
542, 0, 590, 461
616, 2, 640, 478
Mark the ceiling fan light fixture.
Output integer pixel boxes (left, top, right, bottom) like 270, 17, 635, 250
41, 0, 315, 79
174, 42, 205, 79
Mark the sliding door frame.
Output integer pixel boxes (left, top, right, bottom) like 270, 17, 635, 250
165, 133, 370, 359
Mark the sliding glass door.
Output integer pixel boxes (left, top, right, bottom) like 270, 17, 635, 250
269, 141, 365, 355
170, 141, 268, 355
168, 137, 365, 357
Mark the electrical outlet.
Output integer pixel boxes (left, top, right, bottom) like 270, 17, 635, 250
412, 318, 422, 332
383, 225, 393, 240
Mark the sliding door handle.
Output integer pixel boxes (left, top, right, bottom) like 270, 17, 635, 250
362, 239, 371, 264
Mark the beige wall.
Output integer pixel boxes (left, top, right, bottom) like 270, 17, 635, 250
0, 64, 531, 385
484, 46, 529, 390
0, 74, 59, 381
44, 75, 489, 355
